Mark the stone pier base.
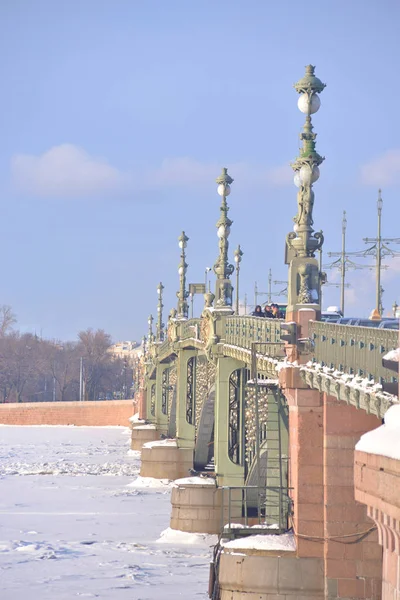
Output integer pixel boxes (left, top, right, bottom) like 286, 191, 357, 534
218, 543, 324, 600
171, 479, 245, 534
130, 424, 160, 451
140, 440, 193, 480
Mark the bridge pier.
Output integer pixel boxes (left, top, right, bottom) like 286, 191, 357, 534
280, 366, 383, 599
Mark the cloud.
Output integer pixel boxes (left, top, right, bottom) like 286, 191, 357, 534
11, 144, 293, 199
360, 149, 400, 186
11, 144, 129, 198
382, 255, 400, 282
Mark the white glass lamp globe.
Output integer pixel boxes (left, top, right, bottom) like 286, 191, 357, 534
294, 172, 302, 188
217, 183, 231, 197
217, 225, 225, 238
178, 266, 184, 275
300, 164, 320, 185
234, 255, 239, 263
298, 93, 321, 114
178, 240, 187, 249
157, 306, 161, 312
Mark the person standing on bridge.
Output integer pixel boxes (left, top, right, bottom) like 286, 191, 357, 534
252, 305, 263, 317
264, 305, 273, 318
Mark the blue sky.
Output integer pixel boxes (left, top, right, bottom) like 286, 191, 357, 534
1, 0, 400, 341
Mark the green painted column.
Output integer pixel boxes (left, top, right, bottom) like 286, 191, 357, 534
145, 381, 156, 423
214, 355, 246, 487
176, 349, 197, 449
265, 391, 289, 526
155, 363, 170, 434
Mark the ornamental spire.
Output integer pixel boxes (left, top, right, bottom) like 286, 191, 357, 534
213, 168, 235, 308
286, 66, 326, 315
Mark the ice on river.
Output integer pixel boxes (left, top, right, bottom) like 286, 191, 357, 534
0, 426, 216, 600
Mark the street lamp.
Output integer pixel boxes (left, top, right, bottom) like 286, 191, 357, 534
156, 282, 164, 341
234, 244, 243, 314
286, 65, 325, 310
177, 231, 189, 319
213, 168, 235, 307
392, 301, 398, 318
147, 314, 154, 343
141, 335, 147, 357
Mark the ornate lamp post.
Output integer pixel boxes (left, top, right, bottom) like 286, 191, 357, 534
141, 335, 147, 357
147, 314, 154, 343
156, 282, 164, 341
213, 167, 235, 308
177, 231, 189, 319
286, 65, 325, 313
234, 244, 243, 314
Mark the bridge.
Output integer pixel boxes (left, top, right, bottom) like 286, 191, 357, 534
131, 66, 399, 600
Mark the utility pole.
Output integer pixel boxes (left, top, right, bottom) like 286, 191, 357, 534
326, 211, 370, 316
268, 269, 272, 304
352, 191, 399, 317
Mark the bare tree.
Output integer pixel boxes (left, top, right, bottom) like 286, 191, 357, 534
47, 341, 80, 401
0, 333, 42, 402
77, 329, 113, 400
0, 305, 16, 337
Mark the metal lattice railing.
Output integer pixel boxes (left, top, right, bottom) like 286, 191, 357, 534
220, 485, 292, 539
309, 321, 398, 384
180, 318, 202, 340
224, 316, 284, 357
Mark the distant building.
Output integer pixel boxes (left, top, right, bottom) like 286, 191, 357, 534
108, 341, 140, 365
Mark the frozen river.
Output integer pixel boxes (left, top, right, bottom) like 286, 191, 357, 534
0, 426, 216, 600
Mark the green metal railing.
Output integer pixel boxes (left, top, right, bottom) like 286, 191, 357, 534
220, 485, 292, 539
180, 318, 202, 340
157, 338, 172, 362
310, 321, 398, 384
224, 316, 284, 357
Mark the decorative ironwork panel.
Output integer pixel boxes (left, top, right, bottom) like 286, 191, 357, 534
150, 383, 156, 417
244, 374, 269, 471
228, 369, 242, 465
161, 368, 169, 415
168, 364, 177, 416
310, 321, 398, 384
195, 357, 215, 433
186, 357, 195, 424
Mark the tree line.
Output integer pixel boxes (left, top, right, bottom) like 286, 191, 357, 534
0, 306, 134, 403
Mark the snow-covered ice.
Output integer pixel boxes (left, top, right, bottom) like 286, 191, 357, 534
0, 426, 214, 599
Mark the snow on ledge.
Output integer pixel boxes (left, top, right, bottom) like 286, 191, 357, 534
143, 438, 177, 449
174, 476, 216, 486
156, 527, 217, 546
383, 348, 399, 362
222, 532, 296, 552
134, 424, 157, 431
356, 404, 400, 460
129, 413, 145, 423
128, 476, 173, 489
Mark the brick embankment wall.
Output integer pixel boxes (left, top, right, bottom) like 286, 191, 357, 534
0, 400, 134, 426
